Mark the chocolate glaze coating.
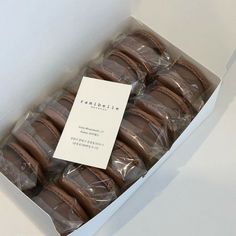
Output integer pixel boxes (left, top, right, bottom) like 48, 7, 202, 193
14, 116, 67, 174
155, 58, 210, 112
135, 85, 193, 141
0, 142, 44, 191
33, 184, 88, 236
43, 92, 75, 131
91, 50, 146, 95
105, 140, 147, 190
119, 107, 169, 168
65, 69, 104, 95
115, 30, 170, 76
59, 165, 120, 217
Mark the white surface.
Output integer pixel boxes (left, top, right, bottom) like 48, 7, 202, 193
0, 0, 236, 236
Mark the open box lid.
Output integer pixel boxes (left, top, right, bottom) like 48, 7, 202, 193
132, 0, 236, 78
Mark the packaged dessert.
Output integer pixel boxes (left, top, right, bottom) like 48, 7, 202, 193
12, 112, 67, 176
33, 184, 89, 235
59, 164, 120, 217
38, 90, 75, 132
153, 56, 213, 113
105, 139, 147, 191
63, 66, 103, 95
118, 107, 170, 168
113, 29, 172, 79
134, 84, 193, 141
0, 140, 44, 196
88, 49, 146, 96
65, 49, 147, 97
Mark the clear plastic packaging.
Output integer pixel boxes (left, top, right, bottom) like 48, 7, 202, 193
59, 164, 120, 217
113, 29, 171, 78
33, 184, 89, 236
38, 90, 75, 131
89, 49, 146, 96
105, 140, 147, 191
118, 107, 170, 168
65, 49, 147, 97
134, 85, 193, 141
153, 56, 213, 113
12, 112, 67, 176
0, 140, 44, 195
64, 67, 107, 95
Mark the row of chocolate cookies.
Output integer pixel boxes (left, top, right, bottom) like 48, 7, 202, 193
0, 97, 147, 235
35, 99, 147, 235
116, 29, 210, 161
62, 29, 211, 169
0, 114, 86, 235
116, 30, 211, 167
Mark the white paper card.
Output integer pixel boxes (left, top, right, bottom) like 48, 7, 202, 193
53, 77, 132, 169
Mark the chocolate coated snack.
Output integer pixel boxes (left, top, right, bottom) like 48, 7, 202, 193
156, 58, 210, 112
0, 142, 44, 192
33, 184, 88, 236
114, 29, 170, 76
13, 115, 67, 174
119, 107, 169, 168
105, 140, 147, 190
91, 50, 146, 95
65, 69, 104, 95
59, 165, 120, 217
42, 91, 75, 131
135, 85, 193, 141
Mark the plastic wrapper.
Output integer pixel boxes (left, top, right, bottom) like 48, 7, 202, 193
12, 112, 67, 176
105, 140, 147, 191
0, 139, 44, 197
38, 90, 75, 131
65, 49, 147, 97
134, 84, 193, 142
64, 67, 104, 95
33, 184, 89, 236
113, 29, 172, 79
89, 49, 146, 96
118, 107, 170, 168
153, 56, 213, 113
59, 164, 120, 217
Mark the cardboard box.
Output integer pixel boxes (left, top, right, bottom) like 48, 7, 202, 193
0, 1, 235, 235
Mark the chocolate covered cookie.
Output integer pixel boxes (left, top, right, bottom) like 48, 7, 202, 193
42, 91, 75, 131
119, 107, 169, 168
0, 142, 44, 192
13, 114, 67, 174
64, 68, 104, 95
59, 165, 120, 217
135, 85, 193, 141
33, 184, 88, 235
91, 50, 146, 95
156, 58, 210, 112
114, 30, 170, 77
105, 140, 146, 190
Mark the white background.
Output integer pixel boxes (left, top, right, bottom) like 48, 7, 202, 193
0, 0, 236, 235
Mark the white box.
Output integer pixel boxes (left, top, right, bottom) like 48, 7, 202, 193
0, 1, 235, 235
